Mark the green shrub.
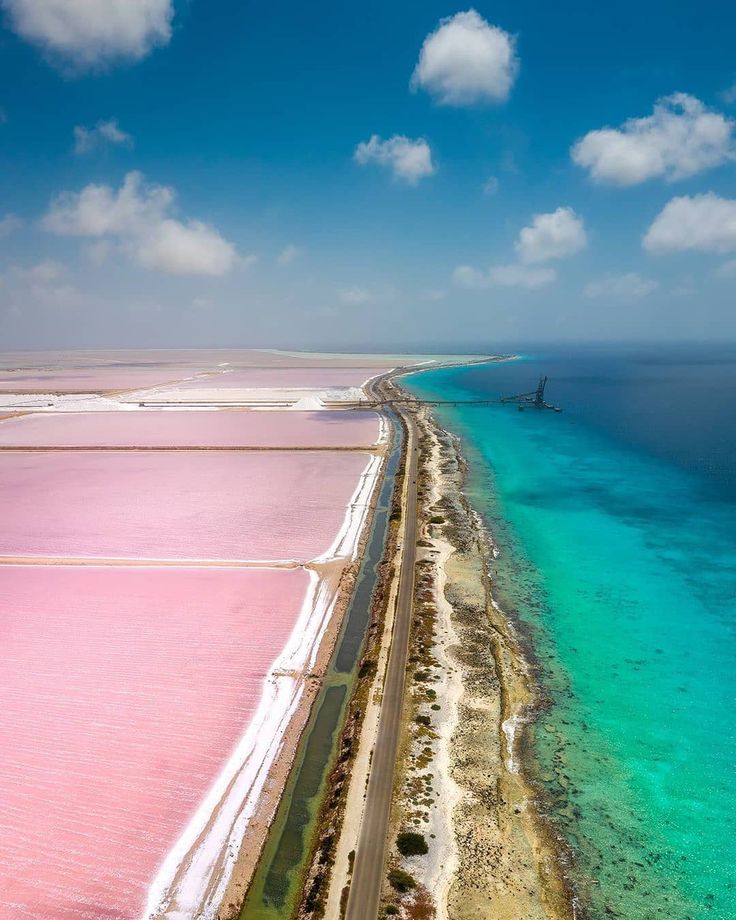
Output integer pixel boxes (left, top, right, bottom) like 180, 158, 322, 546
388, 868, 417, 892
415, 715, 431, 726
396, 831, 428, 857
385, 906, 399, 916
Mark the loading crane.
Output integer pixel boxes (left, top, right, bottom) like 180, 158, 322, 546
499, 375, 561, 411
338, 376, 562, 411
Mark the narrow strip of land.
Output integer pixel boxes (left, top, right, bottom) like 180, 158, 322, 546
344, 406, 418, 920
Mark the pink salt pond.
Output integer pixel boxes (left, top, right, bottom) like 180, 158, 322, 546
0, 409, 382, 448
0, 564, 308, 920
0, 450, 372, 562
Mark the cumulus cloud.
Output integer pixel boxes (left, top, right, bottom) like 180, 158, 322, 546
43, 171, 237, 276
0, 213, 23, 237
453, 207, 583, 292
515, 206, 588, 263
74, 119, 132, 155
277, 244, 301, 265
411, 10, 518, 106
133, 219, 235, 276
643, 193, 736, 254
453, 263, 556, 289
584, 272, 659, 300
1, 0, 174, 69
572, 93, 735, 186
354, 134, 435, 185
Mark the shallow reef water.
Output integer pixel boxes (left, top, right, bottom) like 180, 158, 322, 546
405, 346, 736, 920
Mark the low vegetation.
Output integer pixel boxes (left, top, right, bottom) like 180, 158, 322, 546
396, 831, 429, 857
388, 867, 417, 892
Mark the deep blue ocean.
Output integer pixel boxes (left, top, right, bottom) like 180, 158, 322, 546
405, 345, 736, 920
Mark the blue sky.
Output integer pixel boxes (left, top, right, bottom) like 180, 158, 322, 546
1, 0, 735, 349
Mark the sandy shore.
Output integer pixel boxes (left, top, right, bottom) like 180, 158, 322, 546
379, 406, 573, 920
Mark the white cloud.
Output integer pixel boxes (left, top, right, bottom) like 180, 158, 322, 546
515, 206, 588, 263
453, 206, 582, 292
453, 262, 556, 289
643, 193, 736, 254
43, 171, 237, 276
482, 176, 499, 195
338, 286, 373, 305
132, 219, 235, 277
572, 93, 735, 186
354, 134, 435, 185
1, 0, 173, 69
277, 244, 301, 265
715, 259, 736, 279
411, 10, 518, 106
584, 272, 659, 300
74, 119, 132, 154
43, 171, 171, 236
0, 213, 23, 237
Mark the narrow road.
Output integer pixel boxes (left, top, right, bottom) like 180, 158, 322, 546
345, 406, 419, 920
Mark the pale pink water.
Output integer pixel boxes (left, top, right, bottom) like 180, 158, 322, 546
173, 368, 391, 389
0, 410, 381, 448
0, 564, 307, 919
0, 368, 204, 392
0, 450, 369, 561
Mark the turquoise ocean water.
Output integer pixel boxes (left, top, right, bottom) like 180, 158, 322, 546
404, 347, 736, 920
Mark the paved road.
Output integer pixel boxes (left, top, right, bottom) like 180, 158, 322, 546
345, 406, 419, 920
